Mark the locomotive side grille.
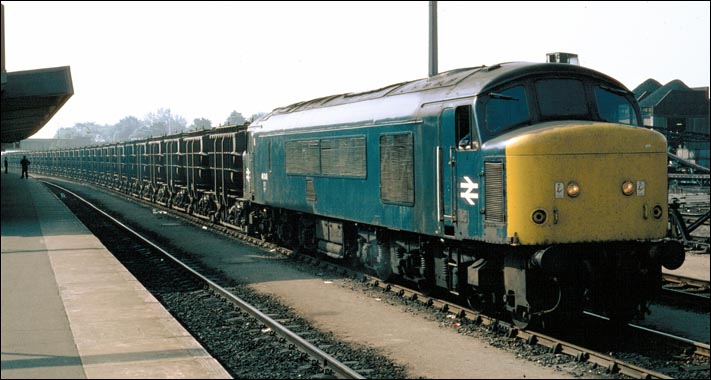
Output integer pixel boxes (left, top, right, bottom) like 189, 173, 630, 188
380, 133, 414, 204
286, 137, 366, 177
484, 162, 505, 223
321, 137, 366, 177
286, 140, 320, 175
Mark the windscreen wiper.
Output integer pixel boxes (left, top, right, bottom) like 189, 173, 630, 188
489, 92, 519, 101
599, 85, 628, 96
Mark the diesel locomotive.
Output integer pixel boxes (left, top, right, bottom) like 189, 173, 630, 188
12, 61, 685, 328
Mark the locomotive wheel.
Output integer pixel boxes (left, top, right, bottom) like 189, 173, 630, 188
371, 242, 393, 281
374, 265, 393, 282
466, 289, 494, 315
466, 294, 480, 311
276, 222, 296, 248
416, 278, 434, 296
540, 282, 583, 332
511, 309, 532, 329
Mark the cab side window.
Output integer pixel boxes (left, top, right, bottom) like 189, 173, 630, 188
455, 105, 478, 150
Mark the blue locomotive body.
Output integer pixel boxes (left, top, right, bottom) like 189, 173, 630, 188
247, 67, 512, 245
248, 102, 439, 238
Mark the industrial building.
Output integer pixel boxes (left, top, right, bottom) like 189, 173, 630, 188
634, 78, 710, 169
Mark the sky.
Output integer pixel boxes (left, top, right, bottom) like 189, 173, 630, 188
3, 1, 709, 139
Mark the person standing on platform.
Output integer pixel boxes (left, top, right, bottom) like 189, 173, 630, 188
20, 156, 31, 178
4, 157, 7, 173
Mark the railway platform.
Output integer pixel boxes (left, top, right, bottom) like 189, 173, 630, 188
0, 171, 231, 379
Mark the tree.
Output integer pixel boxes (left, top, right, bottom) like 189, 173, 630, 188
225, 110, 246, 126
131, 108, 187, 139
55, 126, 85, 140
112, 116, 144, 142
188, 117, 212, 131
54, 122, 108, 143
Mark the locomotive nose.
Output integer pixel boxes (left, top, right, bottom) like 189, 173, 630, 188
650, 239, 685, 270
504, 122, 669, 245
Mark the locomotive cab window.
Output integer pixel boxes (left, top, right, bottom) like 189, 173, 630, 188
477, 85, 530, 136
535, 78, 588, 119
594, 86, 639, 126
456, 105, 479, 150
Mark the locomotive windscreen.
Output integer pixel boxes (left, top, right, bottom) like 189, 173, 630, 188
476, 76, 640, 140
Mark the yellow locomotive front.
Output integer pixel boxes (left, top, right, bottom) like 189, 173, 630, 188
501, 122, 685, 326
506, 122, 669, 244
471, 66, 685, 327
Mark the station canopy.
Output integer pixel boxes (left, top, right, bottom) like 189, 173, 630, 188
1, 66, 74, 144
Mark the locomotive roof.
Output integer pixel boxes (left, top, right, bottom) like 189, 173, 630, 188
250, 62, 627, 133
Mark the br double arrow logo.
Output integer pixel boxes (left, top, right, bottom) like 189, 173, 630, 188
459, 176, 479, 206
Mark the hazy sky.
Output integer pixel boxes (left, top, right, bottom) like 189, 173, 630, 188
3, 1, 709, 139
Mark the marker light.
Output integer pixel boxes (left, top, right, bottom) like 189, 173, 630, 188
622, 181, 635, 196
652, 205, 664, 219
532, 209, 547, 224
566, 182, 580, 198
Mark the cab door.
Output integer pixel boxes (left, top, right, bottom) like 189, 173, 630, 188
439, 105, 480, 238
439, 108, 458, 236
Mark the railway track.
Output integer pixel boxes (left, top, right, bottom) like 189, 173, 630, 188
662, 273, 711, 305
43, 177, 710, 379
43, 180, 405, 379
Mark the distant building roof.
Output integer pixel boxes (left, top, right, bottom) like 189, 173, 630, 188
638, 79, 692, 108
635, 78, 709, 119
633, 78, 662, 102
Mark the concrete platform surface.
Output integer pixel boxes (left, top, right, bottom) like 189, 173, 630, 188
1, 171, 231, 379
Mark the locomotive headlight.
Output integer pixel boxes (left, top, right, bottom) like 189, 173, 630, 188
566, 182, 580, 198
622, 180, 635, 196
